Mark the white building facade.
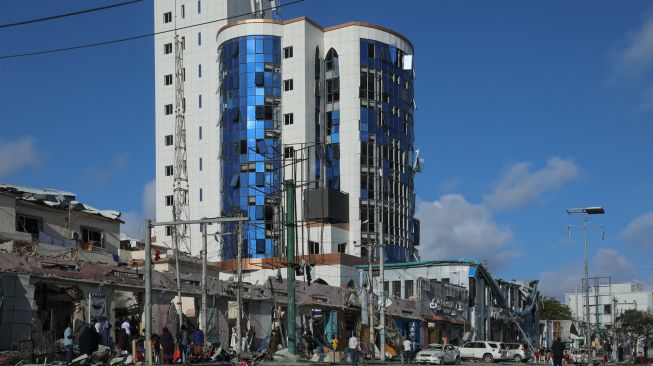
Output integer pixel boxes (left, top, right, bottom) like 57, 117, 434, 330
154, 3, 421, 263
565, 282, 653, 328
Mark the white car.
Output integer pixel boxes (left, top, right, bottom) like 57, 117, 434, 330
415, 344, 461, 365
458, 341, 506, 363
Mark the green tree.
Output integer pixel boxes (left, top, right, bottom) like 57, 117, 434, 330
615, 309, 653, 353
539, 297, 574, 320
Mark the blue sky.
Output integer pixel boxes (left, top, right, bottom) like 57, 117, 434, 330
1, 0, 652, 298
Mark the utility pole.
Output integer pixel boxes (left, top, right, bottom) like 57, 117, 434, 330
236, 220, 243, 354
566, 206, 605, 365
172, 31, 190, 334
144, 220, 153, 366
368, 243, 375, 358
200, 220, 207, 334
285, 180, 297, 355
377, 143, 386, 362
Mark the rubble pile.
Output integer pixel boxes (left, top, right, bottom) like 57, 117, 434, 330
0, 350, 29, 365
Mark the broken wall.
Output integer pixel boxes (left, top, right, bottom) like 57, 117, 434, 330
0, 274, 35, 350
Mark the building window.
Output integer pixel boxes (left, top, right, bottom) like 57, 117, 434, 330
337, 243, 346, 254
165, 135, 173, 146
81, 226, 103, 247
283, 146, 294, 159
199, 157, 203, 171
283, 79, 293, 91
182, 67, 186, 82
326, 78, 339, 102
392, 280, 401, 298
165, 165, 173, 176
198, 64, 202, 78
164, 74, 173, 85
197, 0, 201, 14
198, 32, 201, 46
383, 281, 389, 295
163, 12, 172, 23
181, 36, 185, 50
165, 225, 173, 236
604, 304, 611, 315
165, 195, 173, 206
199, 126, 202, 140
283, 46, 293, 58
181, 4, 185, 18
405, 280, 414, 299
199, 188, 203, 202
16, 214, 42, 236
164, 104, 173, 115
198, 94, 202, 108
309, 241, 320, 254
367, 43, 375, 58
284, 113, 294, 125
164, 43, 172, 54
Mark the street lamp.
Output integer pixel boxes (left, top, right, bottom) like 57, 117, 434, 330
566, 206, 605, 363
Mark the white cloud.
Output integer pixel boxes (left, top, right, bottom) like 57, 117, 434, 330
415, 194, 515, 268
120, 179, 155, 240
484, 157, 579, 211
142, 179, 156, 219
613, 13, 653, 77
0, 136, 39, 178
538, 249, 637, 299
88, 152, 129, 184
621, 211, 653, 247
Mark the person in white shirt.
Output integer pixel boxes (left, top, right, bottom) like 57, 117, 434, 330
348, 334, 359, 365
403, 338, 413, 364
121, 318, 131, 337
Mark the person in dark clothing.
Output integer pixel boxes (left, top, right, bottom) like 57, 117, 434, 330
160, 327, 175, 364
116, 328, 129, 354
551, 337, 565, 366
79, 324, 101, 356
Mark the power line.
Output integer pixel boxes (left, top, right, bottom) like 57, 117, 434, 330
0, 0, 305, 60
0, 0, 145, 29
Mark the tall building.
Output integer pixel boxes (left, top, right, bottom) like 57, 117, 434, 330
155, 2, 422, 263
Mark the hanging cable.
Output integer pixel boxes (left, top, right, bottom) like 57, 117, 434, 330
0, 0, 144, 29
0, 0, 305, 59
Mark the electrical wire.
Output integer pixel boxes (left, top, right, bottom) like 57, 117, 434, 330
0, 0, 305, 60
0, 0, 144, 29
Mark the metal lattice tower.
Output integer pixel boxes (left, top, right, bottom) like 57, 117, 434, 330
172, 32, 189, 331
173, 33, 190, 252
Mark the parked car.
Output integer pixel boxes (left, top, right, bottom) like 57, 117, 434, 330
415, 344, 461, 365
458, 341, 506, 363
505, 343, 532, 362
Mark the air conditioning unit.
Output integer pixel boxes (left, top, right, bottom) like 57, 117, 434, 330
71, 231, 81, 240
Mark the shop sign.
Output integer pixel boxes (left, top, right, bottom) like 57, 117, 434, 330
429, 297, 463, 316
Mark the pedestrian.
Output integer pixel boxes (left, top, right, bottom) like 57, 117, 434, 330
79, 323, 100, 356
121, 317, 131, 337
100, 318, 112, 347
348, 333, 358, 366
552, 337, 565, 366
403, 338, 413, 365
116, 328, 129, 354
535, 347, 541, 363
64, 321, 74, 364
160, 327, 175, 364
130, 316, 139, 336
193, 328, 205, 359
177, 324, 189, 363
94, 318, 102, 334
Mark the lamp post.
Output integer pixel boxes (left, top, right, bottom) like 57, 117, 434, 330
566, 206, 605, 364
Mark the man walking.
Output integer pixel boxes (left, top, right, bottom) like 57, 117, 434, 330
64, 322, 74, 364
552, 337, 565, 366
348, 333, 359, 366
403, 338, 413, 364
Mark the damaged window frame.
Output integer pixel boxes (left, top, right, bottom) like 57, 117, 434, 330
81, 225, 104, 248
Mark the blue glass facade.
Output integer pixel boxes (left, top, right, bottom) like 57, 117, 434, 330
219, 35, 282, 259
359, 38, 417, 263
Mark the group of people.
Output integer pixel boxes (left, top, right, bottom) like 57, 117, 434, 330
534, 337, 572, 366
62, 316, 142, 363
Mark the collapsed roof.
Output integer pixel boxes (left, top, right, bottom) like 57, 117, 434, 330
0, 183, 123, 222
